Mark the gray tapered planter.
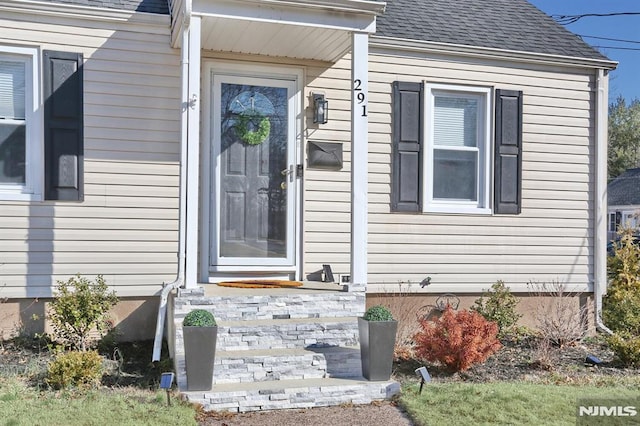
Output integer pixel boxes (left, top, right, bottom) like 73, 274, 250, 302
183, 326, 217, 391
358, 318, 397, 381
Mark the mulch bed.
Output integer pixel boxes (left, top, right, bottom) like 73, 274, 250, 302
3, 334, 638, 388
0, 337, 171, 389
393, 335, 640, 385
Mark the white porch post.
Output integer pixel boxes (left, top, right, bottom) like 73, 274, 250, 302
350, 32, 368, 289
185, 16, 201, 288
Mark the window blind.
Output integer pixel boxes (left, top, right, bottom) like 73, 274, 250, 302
433, 96, 477, 148
0, 60, 25, 120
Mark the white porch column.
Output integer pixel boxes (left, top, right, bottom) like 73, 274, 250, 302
185, 16, 201, 288
350, 32, 368, 289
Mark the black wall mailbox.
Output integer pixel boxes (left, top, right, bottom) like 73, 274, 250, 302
308, 141, 343, 169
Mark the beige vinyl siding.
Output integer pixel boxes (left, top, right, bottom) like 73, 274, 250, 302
0, 11, 180, 297
304, 50, 596, 291
304, 58, 354, 278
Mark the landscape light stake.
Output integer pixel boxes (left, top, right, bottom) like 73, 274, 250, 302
585, 355, 603, 366
160, 372, 175, 406
415, 366, 431, 394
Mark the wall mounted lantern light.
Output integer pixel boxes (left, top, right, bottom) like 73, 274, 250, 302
313, 93, 328, 124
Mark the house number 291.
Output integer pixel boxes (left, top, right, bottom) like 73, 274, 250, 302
354, 79, 367, 117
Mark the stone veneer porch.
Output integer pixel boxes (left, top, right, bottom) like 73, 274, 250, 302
172, 282, 399, 412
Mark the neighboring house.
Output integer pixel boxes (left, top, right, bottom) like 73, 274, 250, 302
608, 168, 640, 240
0, 0, 616, 410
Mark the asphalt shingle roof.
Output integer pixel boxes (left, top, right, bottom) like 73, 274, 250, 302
376, 0, 610, 61
37, 0, 168, 14
32, 0, 609, 62
608, 168, 640, 206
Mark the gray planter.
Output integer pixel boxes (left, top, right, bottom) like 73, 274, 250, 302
358, 318, 397, 381
183, 325, 217, 391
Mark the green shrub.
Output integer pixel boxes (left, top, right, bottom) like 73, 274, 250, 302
46, 350, 104, 389
471, 280, 521, 336
607, 333, 640, 368
183, 309, 216, 327
607, 227, 640, 290
604, 228, 640, 336
363, 305, 394, 321
604, 291, 640, 336
49, 274, 118, 351
414, 306, 501, 372
604, 227, 640, 366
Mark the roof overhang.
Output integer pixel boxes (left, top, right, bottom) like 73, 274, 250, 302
0, 0, 168, 24
370, 35, 619, 71
171, 0, 385, 61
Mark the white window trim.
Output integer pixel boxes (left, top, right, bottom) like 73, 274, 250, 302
0, 45, 42, 201
423, 83, 492, 214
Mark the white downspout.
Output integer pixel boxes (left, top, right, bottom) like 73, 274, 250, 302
594, 68, 613, 335
152, 26, 191, 361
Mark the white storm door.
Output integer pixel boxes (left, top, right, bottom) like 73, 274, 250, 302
210, 74, 297, 268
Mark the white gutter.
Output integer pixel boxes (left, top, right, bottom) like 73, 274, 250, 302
0, 0, 169, 23
152, 25, 191, 362
594, 68, 613, 335
370, 36, 618, 71
222, 0, 386, 15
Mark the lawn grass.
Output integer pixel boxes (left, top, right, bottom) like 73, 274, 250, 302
2, 372, 640, 426
2, 337, 639, 425
400, 382, 640, 426
0, 378, 197, 426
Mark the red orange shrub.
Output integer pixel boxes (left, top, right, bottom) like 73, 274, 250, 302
414, 306, 502, 372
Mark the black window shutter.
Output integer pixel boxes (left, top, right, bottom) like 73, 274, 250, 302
44, 50, 84, 201
391, 81, 423, 212
494, 89, 523, 214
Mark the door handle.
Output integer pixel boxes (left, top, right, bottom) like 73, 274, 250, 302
280, 165, 294, 182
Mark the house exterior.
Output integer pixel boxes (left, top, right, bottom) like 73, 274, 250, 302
608, 168, 640, 240
0, 0, 617, 408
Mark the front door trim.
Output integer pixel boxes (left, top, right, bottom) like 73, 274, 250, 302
200, 61, 303, 282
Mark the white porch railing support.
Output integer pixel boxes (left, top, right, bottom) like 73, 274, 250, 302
350, 32, 369, 290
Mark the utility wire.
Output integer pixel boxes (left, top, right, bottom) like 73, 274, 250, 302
553, 12, 640, 25
592, 45, 640, 51
579, 34, 640, 45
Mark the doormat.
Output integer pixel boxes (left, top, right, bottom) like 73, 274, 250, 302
217, 280, 303, 289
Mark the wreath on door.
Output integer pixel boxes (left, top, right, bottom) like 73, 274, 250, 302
234, 112, 271, 146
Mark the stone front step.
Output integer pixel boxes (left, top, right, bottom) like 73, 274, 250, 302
216, 317, 359, 351
213, 346, 362, 384
174, 285, 365, 322
183, 377, 401, 413
173, 286, 399, 412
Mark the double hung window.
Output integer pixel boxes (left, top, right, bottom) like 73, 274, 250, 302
0, 47, 39, 199
425, 84, 491, 213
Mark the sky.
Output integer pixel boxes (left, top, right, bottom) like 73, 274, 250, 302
528, 0, 640, 103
